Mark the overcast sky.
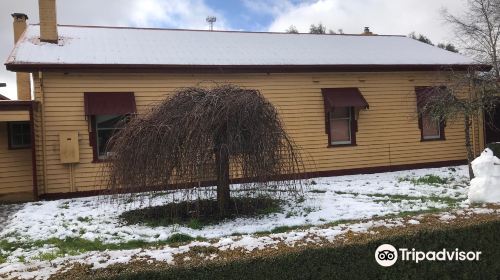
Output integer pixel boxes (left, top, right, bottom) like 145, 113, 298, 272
0, 0, 467, 99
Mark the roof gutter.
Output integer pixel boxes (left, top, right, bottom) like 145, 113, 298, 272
5, 63, 493, 73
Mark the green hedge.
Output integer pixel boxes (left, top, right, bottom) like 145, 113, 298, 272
102, 220, 500, 280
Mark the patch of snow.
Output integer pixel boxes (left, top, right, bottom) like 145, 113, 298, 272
439, 214, 456, 221
407, 219, 420, 225
469, 208, 496, 215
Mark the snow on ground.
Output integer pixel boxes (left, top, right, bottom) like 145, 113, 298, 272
2, 207, 498, 280
1, 166, 468, 244
0, 165, 477, 279
0, 217, 409, 279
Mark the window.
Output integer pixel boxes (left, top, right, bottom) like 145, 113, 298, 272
415, 87, 446, 141
321, 88, 368, 147
93, 115, 127, 159
421, 113, 441, 140
84, 92, 137, 162
8, 122, 31, 149
329, 107, 353, 145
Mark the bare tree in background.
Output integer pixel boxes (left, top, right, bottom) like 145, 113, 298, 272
442, 0, 500, 79
418, 67, 498, 178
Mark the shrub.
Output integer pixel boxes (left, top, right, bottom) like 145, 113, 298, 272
166, 234, 195, 244
120, 197, 282, 228
487, 142, 500, 158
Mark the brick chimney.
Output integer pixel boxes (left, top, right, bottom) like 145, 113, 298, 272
362, 27, 374, 35
11, 13, 31, 101
39, 0, 58, 43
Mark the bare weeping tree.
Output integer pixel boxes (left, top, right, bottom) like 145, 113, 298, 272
418, 67, 498, 178
436, 0, 500, 178
442, 0, 500, 79
105, 85, 303, 217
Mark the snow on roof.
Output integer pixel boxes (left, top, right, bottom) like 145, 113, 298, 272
6, 25, 478, 68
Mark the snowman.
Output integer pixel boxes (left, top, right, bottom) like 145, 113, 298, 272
468, 147, 500, 203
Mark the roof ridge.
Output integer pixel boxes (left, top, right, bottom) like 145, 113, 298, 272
27, 23, 407, 37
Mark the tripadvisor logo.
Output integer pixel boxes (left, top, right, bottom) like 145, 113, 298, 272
375, 244, 398, 267
375, 244, 482, 267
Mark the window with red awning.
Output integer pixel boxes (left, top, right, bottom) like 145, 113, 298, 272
321, 88, 369, 147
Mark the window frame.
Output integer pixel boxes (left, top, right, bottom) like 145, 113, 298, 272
326, 107, 357, 147
7, 121, 32, 150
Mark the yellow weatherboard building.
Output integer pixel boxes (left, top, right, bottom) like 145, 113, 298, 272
0, 0, 494, 201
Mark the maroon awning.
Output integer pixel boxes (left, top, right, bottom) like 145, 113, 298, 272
84, 92, 136, 115
321, 88, 369, 109
415, 86, 447, 109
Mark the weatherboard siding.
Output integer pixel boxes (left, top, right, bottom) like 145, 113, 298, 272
0, 122, 33, 199
0, 111, 30, 122
33, 71, 469, 194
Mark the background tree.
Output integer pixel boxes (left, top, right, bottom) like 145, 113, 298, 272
408, 32, 459, 53
418, 68, 498, 178
437, 43, 460, 53
309, 23, 327, 34
106, 85, 303, 218
286, 25, 299, 33
409, 32, 434, 45
438, 0, 500, 173
442, 0, 500, 79
286, 24, 343, 35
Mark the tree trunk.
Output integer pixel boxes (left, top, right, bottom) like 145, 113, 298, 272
215, 144, 231, 217
464, 114, 475, 179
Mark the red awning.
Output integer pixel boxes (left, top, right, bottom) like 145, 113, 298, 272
84, 92, 136, 115
321, 88, 369, 109
415, 86, 447, 109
